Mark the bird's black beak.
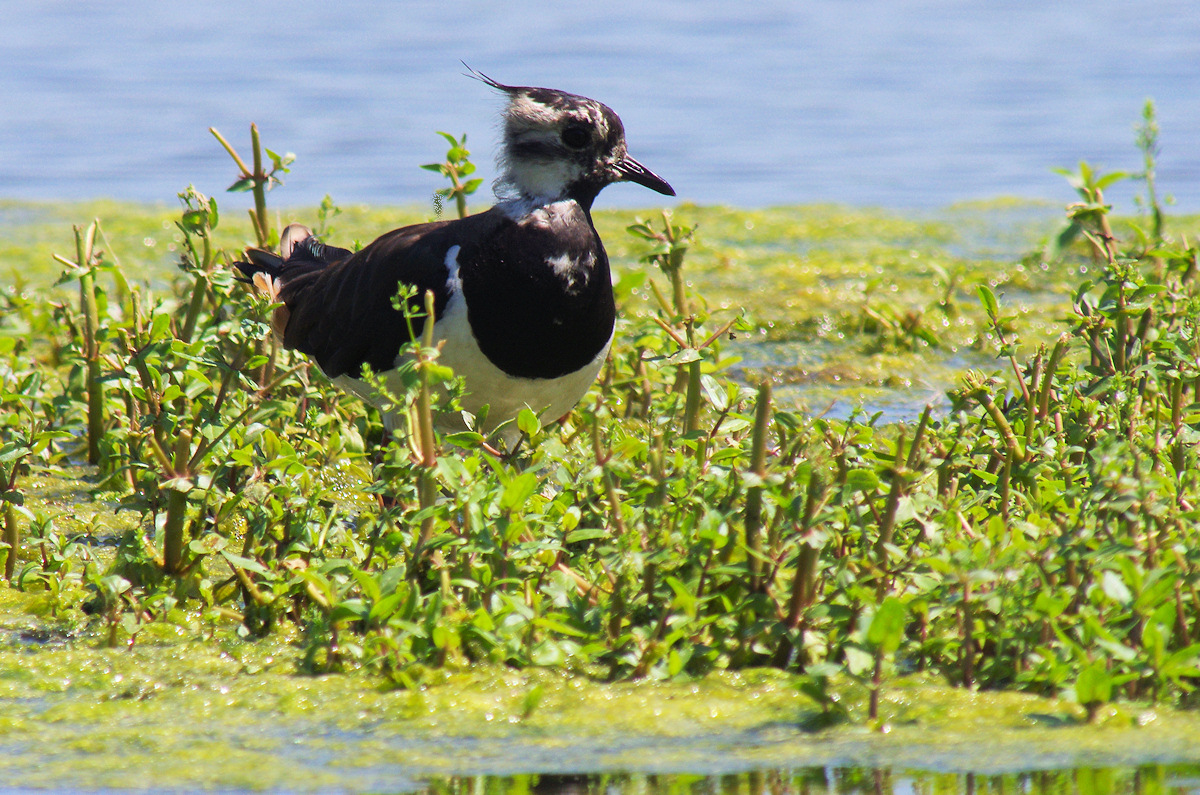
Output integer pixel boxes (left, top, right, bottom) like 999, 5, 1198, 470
614, 155, 675, 196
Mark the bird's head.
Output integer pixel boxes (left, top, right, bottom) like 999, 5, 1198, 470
468, 68, 675, 208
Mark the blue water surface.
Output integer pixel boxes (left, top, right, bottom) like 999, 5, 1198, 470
2, 0, 1198, 212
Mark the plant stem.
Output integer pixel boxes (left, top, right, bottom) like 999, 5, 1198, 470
961, 580, 975, 688
773, 471, 826, 669
417, 291, 438, 468
162, 487, 189, 575
416, 290, 438, 551
209, 127, 253, 176
1039, 334, 1069, 419
684, 359, 702, 435
869, 648, 883, 721
744, 382, 771, 592
162, 415, 193, 575
180, 271, 208, 345
591, 417, 631, 542
874, 428, 907, 570
75, 223, 104, 466
3, 501, 17, 582
250, 124, 270, 246
682, 321, 702, 436
664, 211, 689, 318
975, 386, 1025, 464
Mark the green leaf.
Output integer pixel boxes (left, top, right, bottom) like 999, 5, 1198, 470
352, 569, 382, 603
471, 607, 495, 631
1033, 591, 1068, 618
532, 617, 588, 638
329, 599, 368, 623
424, 363, 455, 384
844, 469, 880, 493
560, 506, 581, 533
180, 209, 210, 233
517, 408, 541, 437
226, 177, 258, 193
520, 683, 544, 718
188, 535, 228, 555
976, 285, 999, 319
220, 551, 269, 575
667, 649, 686, 678
161, 476, 194, 493
700, 374, 729, 411
1075, 664, 1112, 706
843, 645, 874, 677
867, 596, 907, 653
565, 527, 607, 543
1100, 570, 1133, 605
1045, 220, 1084, 261
500, 472, 539, 511
1094, 171, 1130, 191
666, 348, 701, 366
265, 148, 295, 172
367, 592, 405, 622
99, 574, 132, 597
431, 624, 459, 650
444, 431, 484, 448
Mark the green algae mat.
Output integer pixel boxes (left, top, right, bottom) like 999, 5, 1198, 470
5, 579, 1200, 791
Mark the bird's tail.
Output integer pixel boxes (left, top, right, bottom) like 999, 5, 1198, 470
232, 223, 315, 303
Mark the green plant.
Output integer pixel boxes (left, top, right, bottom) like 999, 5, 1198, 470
210, 124, 294, 246
422, 132, 483, 219
1135, 99, 1165, 243
4, 108, 1200, 725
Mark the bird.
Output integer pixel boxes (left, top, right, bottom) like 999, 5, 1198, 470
235, 70, 674, 445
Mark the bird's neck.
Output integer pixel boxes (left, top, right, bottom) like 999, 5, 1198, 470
495, 160, 599, 214
495, 191, 597, 223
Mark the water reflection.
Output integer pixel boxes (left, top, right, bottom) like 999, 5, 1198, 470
415, 766, 1200, 795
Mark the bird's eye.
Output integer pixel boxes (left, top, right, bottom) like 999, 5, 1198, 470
560, 126, 590, 149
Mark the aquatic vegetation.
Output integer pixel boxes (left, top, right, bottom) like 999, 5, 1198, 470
2, 108, 1200, 741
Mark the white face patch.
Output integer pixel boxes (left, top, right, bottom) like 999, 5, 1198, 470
507, 158, 581, 201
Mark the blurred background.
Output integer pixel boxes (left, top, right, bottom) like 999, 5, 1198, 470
3, 0, 1198, 212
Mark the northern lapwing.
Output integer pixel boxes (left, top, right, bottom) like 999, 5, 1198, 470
235, 71, 674, 442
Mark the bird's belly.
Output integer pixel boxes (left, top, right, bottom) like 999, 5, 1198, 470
439, 334, 610, 432
331, 287, 611, 439
434, 286, 610, 431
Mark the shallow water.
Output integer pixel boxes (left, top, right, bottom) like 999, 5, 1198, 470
2, 1, 1199, 212
420, 768, 1200, 795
